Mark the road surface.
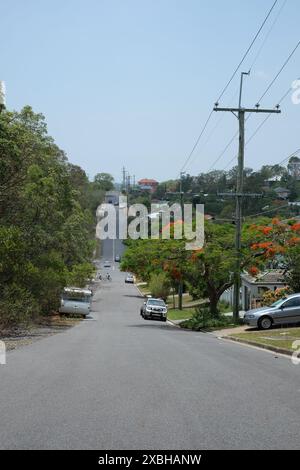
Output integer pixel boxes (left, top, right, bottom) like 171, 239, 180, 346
1, 238, 300, 449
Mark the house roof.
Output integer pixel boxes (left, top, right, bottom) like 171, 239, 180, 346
266, 176, 282, 182
242, 269, 286, 285
274, 187, 290, 193
138, 178, 158, 185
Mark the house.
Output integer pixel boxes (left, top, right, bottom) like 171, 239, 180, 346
204, 214, 215, 221
264, 175, 282, 188
241, 270, 286, 311
289, 201, 300, 207
138, 179, 159, 193
288, 160, 300, 180
274, 187, 290, 200
220, 269, 287, 311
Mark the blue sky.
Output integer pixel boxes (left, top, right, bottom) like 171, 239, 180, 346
1, 0, 299, 182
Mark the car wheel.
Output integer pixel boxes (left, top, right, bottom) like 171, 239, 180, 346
258, 316, 272, 330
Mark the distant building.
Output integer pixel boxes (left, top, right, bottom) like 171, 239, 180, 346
220, 270, 287, 311
289, 201, 300, 207
288, 160, 300, 180
138, 179, 159, 193
274, 187, 290, 200
241, 270, 286, 311
263, 175, 282, 187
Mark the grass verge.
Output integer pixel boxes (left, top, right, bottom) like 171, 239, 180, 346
0, 314, 81, 351
229, 327, 300, 353
167, 308, 195, 321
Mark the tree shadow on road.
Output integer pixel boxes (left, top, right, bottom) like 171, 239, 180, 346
123, 294, 145, 299
127, 323, 191, 332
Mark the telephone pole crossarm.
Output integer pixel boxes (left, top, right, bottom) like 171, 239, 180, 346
214, 107, 281, 114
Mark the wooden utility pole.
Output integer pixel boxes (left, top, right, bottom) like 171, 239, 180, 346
178, 171, 185, 310
122, 166, 126, 192
214, 72, 281, 323
0, 80, 6, 113
166, 171, 187, 310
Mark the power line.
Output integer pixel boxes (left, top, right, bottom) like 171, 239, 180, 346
211, 38, 300, 173
258, 40, 300, 103
245, 203, 291, 219
216, 0, 278, 103
214, 59, 298, 173
178, 0, 278, 175
277, 148, 300, 166
179, 110, 214, 174
188, 1, 286, 174
221, 85, 297, 171
207, 131, 239, 172
249, 0, 288, 71
188, 87, 240, 171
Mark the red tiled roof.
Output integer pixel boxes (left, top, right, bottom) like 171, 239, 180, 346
138, 179, 158, 184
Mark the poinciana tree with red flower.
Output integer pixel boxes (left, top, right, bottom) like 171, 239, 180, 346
247, 218, 300, 268
121, 217, 300, 317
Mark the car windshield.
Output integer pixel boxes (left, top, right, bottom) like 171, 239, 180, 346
63, 295, 89, 303
148, 300, 165, 306
270, 298, 286, 307
63, 291, 91, 302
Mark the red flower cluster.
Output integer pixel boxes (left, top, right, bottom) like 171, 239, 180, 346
291, 223, 300, 232
288, 237, 300, 245
248, 266, 259, 277
251, 241, 273, 250
262, 227, 273, 235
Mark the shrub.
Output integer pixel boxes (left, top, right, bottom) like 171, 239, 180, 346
180, 306, 238, 330
262, 287, 291, 306
0, 285, 39, 329
67, 262, 95, 287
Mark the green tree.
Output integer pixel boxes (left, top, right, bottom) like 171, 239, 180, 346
285, 245, 300, 292
94, 172, 114, 191
0, 106, 99, 323
149, 272, 171, 301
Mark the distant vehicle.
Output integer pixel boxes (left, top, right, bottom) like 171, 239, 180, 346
244, 293, 300, 330
125, 274, 134, 284
104, 261, 111, 268
141, 298, 167, 322
115, 255, 121, 262
59, 287, 92, 317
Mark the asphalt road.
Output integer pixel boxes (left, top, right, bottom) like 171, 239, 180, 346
1, 237, 300, 449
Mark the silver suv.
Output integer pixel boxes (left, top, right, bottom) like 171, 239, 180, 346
141, 298, 168, 322
244, 293, 300, 330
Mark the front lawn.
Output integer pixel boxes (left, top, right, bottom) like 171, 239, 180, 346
167, 308, 195, 321
230, 327, 300, 353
